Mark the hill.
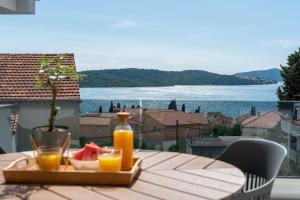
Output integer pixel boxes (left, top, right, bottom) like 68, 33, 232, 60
234, 68, 282, 82
79, 68, 276, 87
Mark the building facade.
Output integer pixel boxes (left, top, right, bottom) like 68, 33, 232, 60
0, 54, 81, 151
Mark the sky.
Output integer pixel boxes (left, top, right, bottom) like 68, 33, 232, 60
1, 0, 300, 74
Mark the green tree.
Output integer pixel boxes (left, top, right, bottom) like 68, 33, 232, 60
117, 102, 121, 108
181, 104, 186, 112
250, 106, 256, 116
168, 144, 179, 152
168, 100, 177, 110
98, 106, 102, 113
211, 124, 241, 137
277, 48, 300, 100
35, 55, 83, 131
231, 124, 242, 136
195, 106, 200, 113
109, 101, 114, 113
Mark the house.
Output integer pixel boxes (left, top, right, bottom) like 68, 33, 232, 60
79, 117, 113, 144
241, 111, 281, 137
135, 109, 209, 151
0, 105, 14, 153
79, 112, 139, 145
80, 109, 209, 151
236, 113, 253, 124
294, 120, 300, 126
281, 117, 300, 164
0, 54, 80, 151
207, 112, 234, 126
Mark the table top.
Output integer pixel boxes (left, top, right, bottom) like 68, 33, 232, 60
0, 150, 245, 200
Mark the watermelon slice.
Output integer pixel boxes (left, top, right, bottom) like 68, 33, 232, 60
73, 148, 84, 160
84, 143, 99, 153
72, 142, 111, 160
90, 152, 97, 160
81, 148, 93, 161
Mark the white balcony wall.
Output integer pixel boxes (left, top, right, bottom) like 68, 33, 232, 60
0, 0, 35, 14
16, 101, 80, 151
0, 105, 13, 153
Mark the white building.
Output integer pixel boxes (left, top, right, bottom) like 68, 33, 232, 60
0, 0, 37, 14
0, 54, 81, 151
241, 111, 282, 137
0, 105, 14, 153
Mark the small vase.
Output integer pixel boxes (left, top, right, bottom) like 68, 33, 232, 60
30, 126, 70, 171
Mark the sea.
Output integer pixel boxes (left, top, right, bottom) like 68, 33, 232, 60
80, 83, 281, 118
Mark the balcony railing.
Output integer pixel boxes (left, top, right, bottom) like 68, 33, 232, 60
1, 99, 300, 177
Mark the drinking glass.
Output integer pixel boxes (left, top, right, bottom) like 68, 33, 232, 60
30, 126, 70, 171
98, 149, 122, 172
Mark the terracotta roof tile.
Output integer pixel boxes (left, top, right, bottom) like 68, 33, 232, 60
145, 110, 208, 126
80, 117, 111, 126
294, 120, 300, 126
0, 53, 80, 101
241, 111, 281, 129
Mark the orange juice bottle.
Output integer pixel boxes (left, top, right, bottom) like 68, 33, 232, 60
114, 112, 133, 171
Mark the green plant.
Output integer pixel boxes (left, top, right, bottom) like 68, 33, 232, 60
211, 124, 241, 137
277, 48, 300, 100
168, 99, 177, 110
35, 55, 84, 132
168, 144, 179, 152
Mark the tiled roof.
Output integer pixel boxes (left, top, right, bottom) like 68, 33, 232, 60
294, 120, 300, 126
80, 117, 111, 126
0, 53, 80, 102
82, 113, 118, 119
145, 110, 208, 126
207, 111, 234, 125
241, 111, 281, 129
236, 113, 252, 124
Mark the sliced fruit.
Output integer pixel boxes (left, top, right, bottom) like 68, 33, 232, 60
84, 143, 99, 153
73, 148, 84, 160
72, 142, 111, 161
81, 148, 93, 161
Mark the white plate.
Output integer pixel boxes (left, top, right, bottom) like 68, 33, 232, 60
69, 158, 99, 171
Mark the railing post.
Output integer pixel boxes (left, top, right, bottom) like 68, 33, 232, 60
176, 120, 179, 146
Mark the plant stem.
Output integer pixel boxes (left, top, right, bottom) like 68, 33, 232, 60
49, 82, 57, 132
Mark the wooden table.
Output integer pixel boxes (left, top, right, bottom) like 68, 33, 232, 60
0, 150, 245, 200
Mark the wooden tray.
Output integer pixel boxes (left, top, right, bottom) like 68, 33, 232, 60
3, 157, 142, 186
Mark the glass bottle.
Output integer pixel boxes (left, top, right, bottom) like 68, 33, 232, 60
113, 112, 133, 170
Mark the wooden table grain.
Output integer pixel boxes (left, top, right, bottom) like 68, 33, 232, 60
0, 150, 246, 200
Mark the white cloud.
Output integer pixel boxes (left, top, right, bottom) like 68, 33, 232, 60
112, 20, 142, 29
261, 39, 300, 49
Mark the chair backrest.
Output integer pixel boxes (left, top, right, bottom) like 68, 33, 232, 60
217, 139, 287, 200
0, 146, 6, 154
217, 139, 287, 181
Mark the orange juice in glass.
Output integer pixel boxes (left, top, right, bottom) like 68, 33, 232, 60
31, 126, 70, 171
98, 149, 122, 172
37, 147, 62, 171
114, 112, 133, 171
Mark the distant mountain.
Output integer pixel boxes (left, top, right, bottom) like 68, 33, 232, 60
234, 68, 282, 82
79, 68, 276, 87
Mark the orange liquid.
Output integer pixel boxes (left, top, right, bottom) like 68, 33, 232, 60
37, 152, 62, 171
114, 130, 133, 170
98, 155, 122, 172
